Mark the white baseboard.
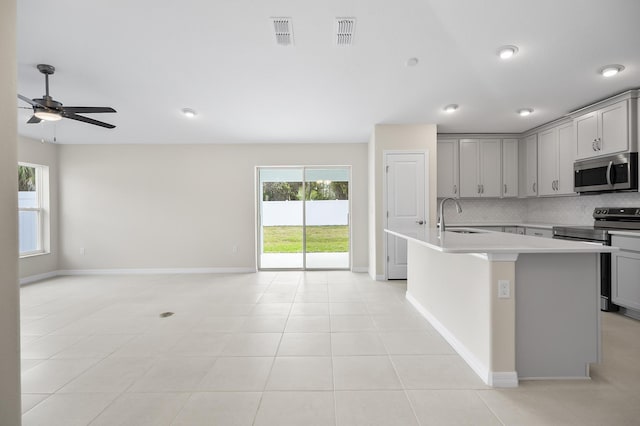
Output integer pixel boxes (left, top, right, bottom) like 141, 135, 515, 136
58, 267, 256, 276
489, 372, 519, 388
375, 274, 386, 281
20, 271, 60, 285
406, 291, 519, 388
351, 266, 368, 273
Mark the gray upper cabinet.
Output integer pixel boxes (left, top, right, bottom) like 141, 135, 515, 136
502, 139, 518, 197
459, 139, 501, 198
522, 134, 538, 197
537, 122, 576, 196
537, 128, 558, 196
436, 91, 638, 199
557, 123, 576, 195
437, 139, 459, 198
575, 100, 629, 159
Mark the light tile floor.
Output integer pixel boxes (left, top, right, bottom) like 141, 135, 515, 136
19, 271, 640, 425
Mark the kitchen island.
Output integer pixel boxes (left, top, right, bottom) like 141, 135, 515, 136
385, 227, 617, 388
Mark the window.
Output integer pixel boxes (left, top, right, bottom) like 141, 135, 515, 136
18, 163, 49, 256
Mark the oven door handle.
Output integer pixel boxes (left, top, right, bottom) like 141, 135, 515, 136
606, 160, 613, 187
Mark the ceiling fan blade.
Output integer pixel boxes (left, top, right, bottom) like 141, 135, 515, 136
18, 94, 41, 107
62, 112, 116, 129
27, 115, 42, 124
62, 106, 116, 114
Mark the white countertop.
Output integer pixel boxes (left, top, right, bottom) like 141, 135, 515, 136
385, 227, 618, 255
608, 230, 640, 237
447, 222, 567, 230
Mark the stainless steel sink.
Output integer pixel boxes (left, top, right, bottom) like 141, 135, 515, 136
446, 228, 486, 234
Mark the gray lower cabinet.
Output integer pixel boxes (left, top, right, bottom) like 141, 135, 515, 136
525, 227, 553, 238
611, 235, 640, 311
504, 226, 525, 235
474, 226, 504, 232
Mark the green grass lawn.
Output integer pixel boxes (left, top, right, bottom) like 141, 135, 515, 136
263, 225, 349, 253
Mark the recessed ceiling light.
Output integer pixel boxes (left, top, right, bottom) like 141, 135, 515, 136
443, 104, 459, 113
599, 64, 625, 77
497, 45, 519, 60
517, 108, 533, 117
406, 57, 419, 67
182, 108, 197, 118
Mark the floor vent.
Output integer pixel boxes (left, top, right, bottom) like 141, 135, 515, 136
271, 17, 294, 46
336, 17, 356, 46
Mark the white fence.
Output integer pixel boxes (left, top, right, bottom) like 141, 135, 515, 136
262, 200, 349, 226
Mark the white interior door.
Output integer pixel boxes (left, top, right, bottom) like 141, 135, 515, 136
385, 152, 426, 279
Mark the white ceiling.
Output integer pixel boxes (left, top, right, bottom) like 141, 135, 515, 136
16, 0, 640, 144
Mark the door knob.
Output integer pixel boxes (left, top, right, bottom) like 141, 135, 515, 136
416, 220, 425, 225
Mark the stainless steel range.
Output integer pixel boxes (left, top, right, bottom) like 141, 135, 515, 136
553, 207, 640, 312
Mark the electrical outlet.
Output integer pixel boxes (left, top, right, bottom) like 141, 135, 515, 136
80, 247, 85, 255
498, 280, 510, 298
232, 245, 238, 253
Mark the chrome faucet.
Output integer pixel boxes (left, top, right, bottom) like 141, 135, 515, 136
438, 197, 462, 234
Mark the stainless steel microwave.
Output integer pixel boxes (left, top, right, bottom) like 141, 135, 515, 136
574, 152, 638, 194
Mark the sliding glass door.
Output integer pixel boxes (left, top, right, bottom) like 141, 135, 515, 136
258, 167, 350, 270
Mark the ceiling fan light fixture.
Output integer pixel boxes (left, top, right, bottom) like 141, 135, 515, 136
497, 45, 518, 60
443, 104, 459, 113
599, 64, 624, 77
517, 108, 533, 117
34, 110, 62, 121
182, 108, 197, 118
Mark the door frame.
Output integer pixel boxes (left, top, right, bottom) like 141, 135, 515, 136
382, 150, 429, 280
256, 165, 352, 271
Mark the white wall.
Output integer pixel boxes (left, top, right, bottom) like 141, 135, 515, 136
0, 0, 22, 422
368, 124, 438, 279
58, 143, 368, 271
18, 135, 59, 281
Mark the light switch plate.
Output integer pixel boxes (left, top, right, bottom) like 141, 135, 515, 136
498, 280, 510, 298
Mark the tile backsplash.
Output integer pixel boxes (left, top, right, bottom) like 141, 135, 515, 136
440, 192, 640, 226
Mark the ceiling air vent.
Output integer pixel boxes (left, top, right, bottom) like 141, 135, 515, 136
271, 17, 294, 46
336, 17, 356, 46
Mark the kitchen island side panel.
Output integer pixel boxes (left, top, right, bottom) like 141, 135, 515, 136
406, 240, 494, 377
515, 253, 600, 379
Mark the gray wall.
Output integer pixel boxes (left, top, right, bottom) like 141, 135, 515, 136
0, 0, 22, 423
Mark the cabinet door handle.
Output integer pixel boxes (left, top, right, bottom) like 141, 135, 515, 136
504, 184, 507, 194
477, 185, 480, 194
453, 185, 457, 194
533, 182, 536, 193
592, 139, 597, 151
481, 184, 484, 194
598, 138, 602, 150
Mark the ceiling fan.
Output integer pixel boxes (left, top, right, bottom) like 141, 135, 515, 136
18, 64, 117, 129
